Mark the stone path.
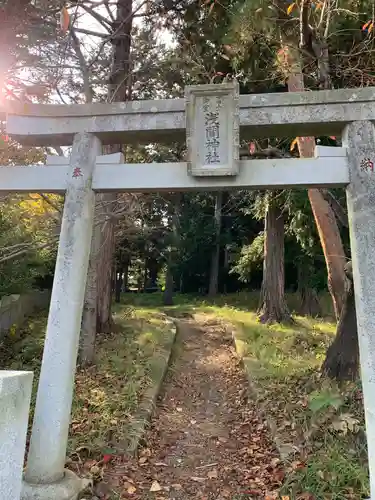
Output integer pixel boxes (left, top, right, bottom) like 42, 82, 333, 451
105, 315, 283, 499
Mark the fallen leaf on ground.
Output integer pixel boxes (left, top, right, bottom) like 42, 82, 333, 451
150, 480, 162, 492
207, 469, 218, 479
221, 488, 232, 497
126, 484, 137, 494
191, 476, 206, 482
90, 464, 103, 479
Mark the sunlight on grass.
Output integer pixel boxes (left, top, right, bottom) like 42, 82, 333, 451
1, 304, 175, 460
69, 306, 174, 455
121, 292, 368, 500
1, 292, 368, 499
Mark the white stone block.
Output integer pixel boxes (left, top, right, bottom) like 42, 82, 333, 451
314, 145, 347, 157
91, 157, 349, 192
46, 152, 124, 166
0, 371, 33, 500
6, 86, 375, 146
185, 81, 239, 176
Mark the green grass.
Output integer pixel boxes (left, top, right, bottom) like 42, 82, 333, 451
1, 291, 368, 499
121, 291, 368, 500
0, 303, 175, 459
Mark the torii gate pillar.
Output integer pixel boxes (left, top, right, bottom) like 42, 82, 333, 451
21, 132, 100, 500
345, 121, 375, 499
4, 85, 375, 499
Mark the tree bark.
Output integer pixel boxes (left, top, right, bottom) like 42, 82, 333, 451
79, 255, 98, 366
123, 256, 129, 291
163, 194, 181, 306
92, 0, 133, 333
321, 262, 359, 381
143, 256, 149, 289
79, 201, 101, 365
96, 217, 116, 333
308, 188, 346, 319
115, 268, 123, 303
288, 71, 346, 321
258, 192, 291, 323
208, 191, 223, 297
163, 259, 174, 306
297, 258, 321, 317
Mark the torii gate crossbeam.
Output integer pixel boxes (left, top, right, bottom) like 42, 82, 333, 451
0, 147, 349, 193
5, 86, 375, 145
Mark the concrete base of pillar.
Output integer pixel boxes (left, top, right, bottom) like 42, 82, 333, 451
21, 469, 90, 500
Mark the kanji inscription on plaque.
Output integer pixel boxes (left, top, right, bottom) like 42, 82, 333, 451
185, 81, 239, 176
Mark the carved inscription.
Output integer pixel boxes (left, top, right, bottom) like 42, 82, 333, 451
203, 96, 222, 165
72, 166, 83, 178
360, 157, 374, 173
185, 81, 239, 176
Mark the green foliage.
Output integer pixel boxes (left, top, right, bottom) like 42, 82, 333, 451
231, 232, 264, 282
309, 390, 343, 414
0, 198, 56, 296
2, 304, 176, 458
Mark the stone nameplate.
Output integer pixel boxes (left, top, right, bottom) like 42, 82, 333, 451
185, 81, 239, 176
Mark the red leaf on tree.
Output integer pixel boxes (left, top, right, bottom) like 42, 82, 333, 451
60, 6, 70, 33
208, 1, 215, 15
362, 20, 371, 31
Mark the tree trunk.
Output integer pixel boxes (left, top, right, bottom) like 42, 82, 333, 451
208, 191, 223, 297
162, 194, 181, 306
143, 257, 149, 289
115, 268, 123, 303
258, 192, 291, 323
297, 258, 321, 317
288, 71, 346, 321
322, 262, 359, 381
163, 259, 174, 306
79, 256, 97, 366
90, 0, 133, 334
308, 189, 346, 319
97, 217, 116, 333
79, 200, 101, 366
123, 256, 129, 291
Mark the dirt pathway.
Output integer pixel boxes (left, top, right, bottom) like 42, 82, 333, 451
106, 315, 283, 499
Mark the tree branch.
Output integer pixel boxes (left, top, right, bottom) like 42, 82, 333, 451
87, 0, 147, 70
0, 239, 57, 264
79, 3, 113, 31
35, 18, 109, 39
103, 0, 116, 22
69, 28, 94, 103
37, 193, 63, 214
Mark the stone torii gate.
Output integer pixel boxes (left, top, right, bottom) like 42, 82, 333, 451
3, 82, 375, 499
